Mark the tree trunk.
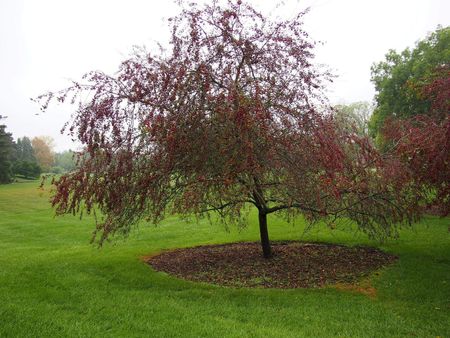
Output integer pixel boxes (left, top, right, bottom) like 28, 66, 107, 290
258, 211, 272, 258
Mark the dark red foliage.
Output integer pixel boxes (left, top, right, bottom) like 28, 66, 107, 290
420, 65, 450, 118
38, 0, 420, 254
383, 66, 450, 215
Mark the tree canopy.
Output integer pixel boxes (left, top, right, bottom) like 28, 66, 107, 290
382, 63, 449, 215
13, 136, 41, 179
16, 137, 36, 163
39, 0, 419, 257
54, 150, 77, 173
369, 25, 449, 215
333, 101, 373, 136
369, 26, 449, 143
32, 136, 54, 173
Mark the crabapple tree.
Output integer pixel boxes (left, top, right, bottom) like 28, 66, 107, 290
39, 0, 419, 258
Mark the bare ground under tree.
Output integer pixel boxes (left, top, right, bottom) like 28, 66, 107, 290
146, 241, 397, 289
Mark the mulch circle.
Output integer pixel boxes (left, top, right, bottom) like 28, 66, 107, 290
146, 241, 397, 289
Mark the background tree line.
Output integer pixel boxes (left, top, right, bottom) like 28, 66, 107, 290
0, 116, 77, 183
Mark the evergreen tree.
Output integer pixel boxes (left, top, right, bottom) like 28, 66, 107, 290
13, 161, 41, 179
16, 136, 36, 162
15, 138, 22, 161
13, 136, 41, 179
0, 116, 15, 183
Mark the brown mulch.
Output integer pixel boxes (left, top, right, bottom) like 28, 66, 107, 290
146, 241, 397, 289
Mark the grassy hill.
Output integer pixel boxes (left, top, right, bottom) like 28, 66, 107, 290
0, 180, 449, 337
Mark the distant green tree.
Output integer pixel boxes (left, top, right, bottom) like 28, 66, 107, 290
13, 161, 41, 179
369, 26, 450, 144
54, 150, 77, 173
15, 138, 23, 165
334, 101, 373, 136
0, 116, 15, 183
16, 136, 36, 163
13, 136, 41, 178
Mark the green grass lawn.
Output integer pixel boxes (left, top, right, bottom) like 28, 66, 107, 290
0, 180, 449, 337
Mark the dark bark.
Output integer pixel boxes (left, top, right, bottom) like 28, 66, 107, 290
258, 211, 272, 258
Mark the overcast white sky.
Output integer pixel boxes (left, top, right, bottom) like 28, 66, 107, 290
1, 0, 449, 151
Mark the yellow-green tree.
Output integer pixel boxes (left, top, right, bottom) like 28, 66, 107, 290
32, 136, 54, 173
